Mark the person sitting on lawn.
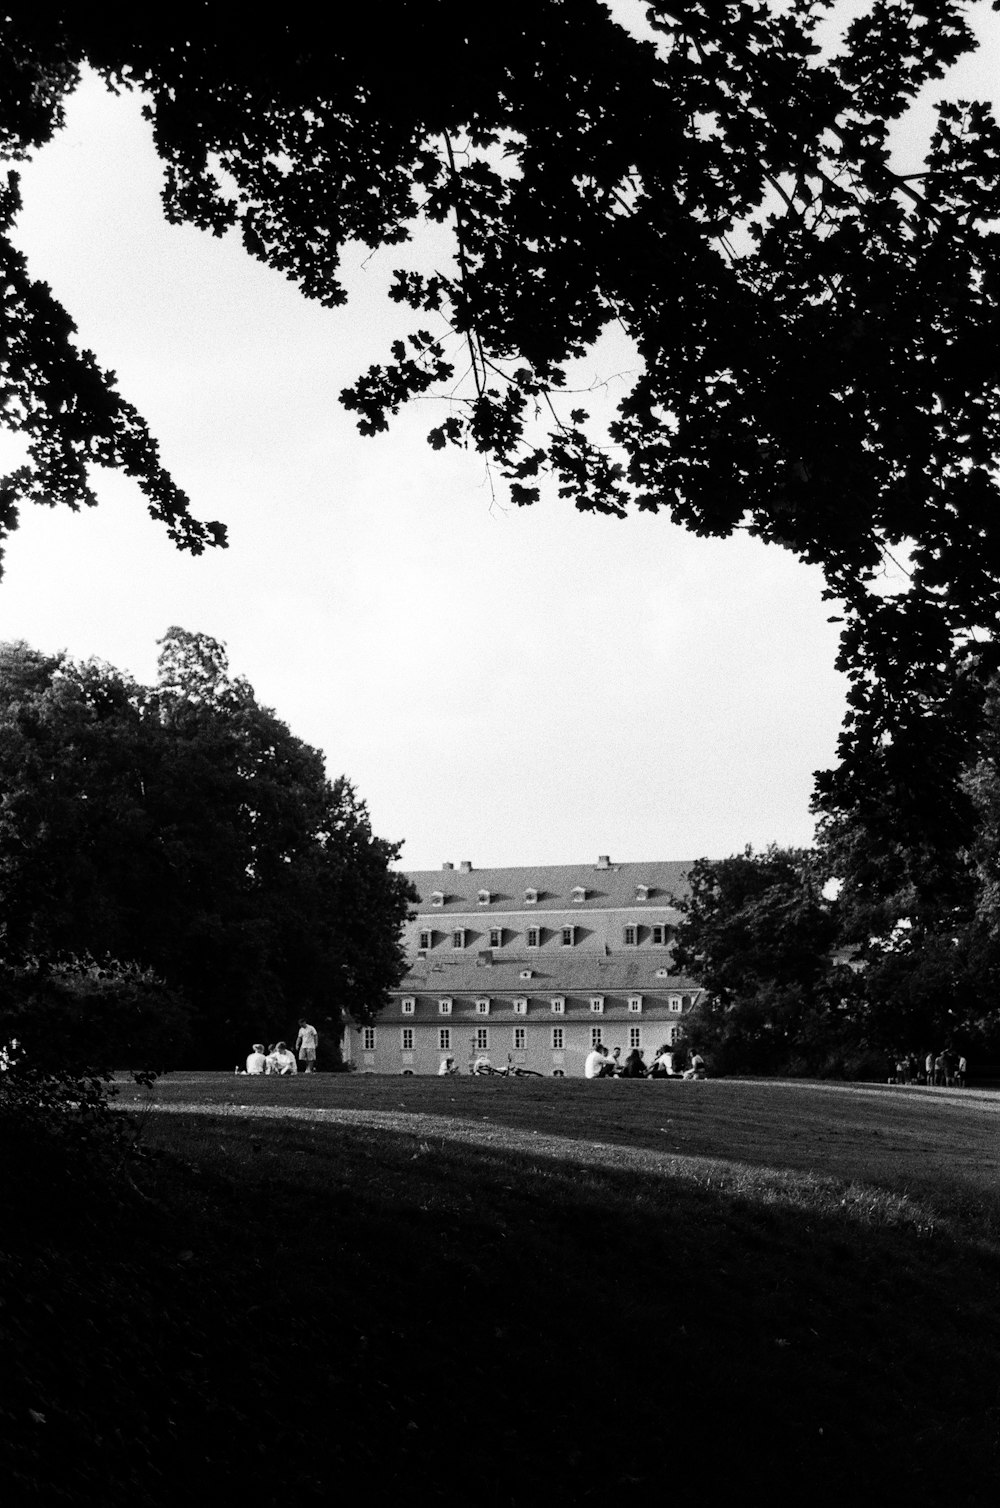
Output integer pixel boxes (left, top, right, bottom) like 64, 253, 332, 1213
683, 1052, 707, 1080
268, 1041, 298, 1075
621, 1048, 648, 1078
584, 1043, 613, 1079
438, 1055, 457, 1076
246, 1044, 267, 1075
472, 1052, 494, 1075
649, 1043, 679, 1077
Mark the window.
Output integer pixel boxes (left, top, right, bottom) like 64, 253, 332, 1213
452, 929, 466, 949
590, 997, 604, 1014
629, 1026, 642, 1049
551, 1027, 564, 1049
591, 1026, 603, 1047
478, 888, 491, 906
513, 998, 528, 1014
402, 998, 415, 1015
476, 998, 490, 1015
438, 998, 452, 1015
527, 927, 540, 948
628, 996, 643, 1013
439, 1028, 451, 1051
550, 997, 565, 1014
669, 996, 682, 1013
401, 1027, 414, 1050
362, 1027, 376, 1051
489, 927, 503, 949
524, 887, 538, 904
623, 925, 637, 946
431, 890, 444, 907
669, 1024, 680, 1044
562, 926, 575, 947
514, 1027, 526, 1050
571, 886, 587, 903
475, 1027, 490, 1050
419, 929, 433, 950
652, 925, 665, 945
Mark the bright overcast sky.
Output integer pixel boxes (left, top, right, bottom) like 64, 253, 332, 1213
0, 9, 996, 871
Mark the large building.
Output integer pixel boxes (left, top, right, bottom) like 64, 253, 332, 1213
342, 856, 705, 1076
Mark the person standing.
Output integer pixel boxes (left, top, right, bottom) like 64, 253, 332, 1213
296, 1019, 318, 1073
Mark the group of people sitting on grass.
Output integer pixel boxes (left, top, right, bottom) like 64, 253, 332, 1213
891, 1050, 967, 1088
237, 1020, 319, 1076
438, 1043, 707, 1078
585, 1043, 706, 1079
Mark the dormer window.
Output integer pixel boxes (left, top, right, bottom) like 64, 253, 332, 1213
635, 884, 651, 901
526, 927, 540, 948
656, 968, 669, 979
438, 998, 453, 1015
452, 929, 466, 949
669, 995, 682, 1012
476, 998, 491, 1015
489, 927, 503, 949
418, 929, 433, 950
561, 926, 576, 947
524, 888, 538, 905
402, 998, 415, 1015
520, 969, 533, 980
513, 998, 528, 1014
590, 997, 604, 1013
431, 890, 444, 908
652, 925, 667, 945
550, 997, 565, 1014
478, 888, 491, 906
623, 925, 638, 946
571, 886, 587, 904
628, 996, 643, 1012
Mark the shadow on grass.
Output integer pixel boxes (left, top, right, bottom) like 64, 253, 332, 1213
5, 1109, 1000, 1506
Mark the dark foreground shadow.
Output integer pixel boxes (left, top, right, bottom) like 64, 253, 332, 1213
4, 1109, 999, 1507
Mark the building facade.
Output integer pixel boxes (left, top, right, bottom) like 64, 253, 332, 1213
342, 856, 705, 1077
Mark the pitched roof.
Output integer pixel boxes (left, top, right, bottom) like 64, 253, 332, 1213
397, 956, 701, 994
404, 859, 693, 913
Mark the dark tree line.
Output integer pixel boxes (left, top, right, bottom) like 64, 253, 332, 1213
675, 684, 1000, 1074
0, 630, 415, 1068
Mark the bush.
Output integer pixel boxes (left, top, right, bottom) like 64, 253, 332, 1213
0, 956, 193, 1075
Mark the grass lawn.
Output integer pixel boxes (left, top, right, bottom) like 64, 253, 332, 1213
5, 1073, 1000, 1505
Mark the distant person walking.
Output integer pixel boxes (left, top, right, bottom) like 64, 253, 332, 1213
296, 1019, 318, 1073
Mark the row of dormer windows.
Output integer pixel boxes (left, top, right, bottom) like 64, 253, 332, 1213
429, 884, 665, 907
399, 995, 692, 1015
418, 924, 674, 950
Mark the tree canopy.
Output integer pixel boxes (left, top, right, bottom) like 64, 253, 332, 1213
0, 630, 416, 1064
3, 3, 1000, 841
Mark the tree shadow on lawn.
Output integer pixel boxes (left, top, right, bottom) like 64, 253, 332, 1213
5, 1110, 1000, 1507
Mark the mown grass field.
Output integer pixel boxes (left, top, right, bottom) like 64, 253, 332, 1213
6, 1074, 1000, 1505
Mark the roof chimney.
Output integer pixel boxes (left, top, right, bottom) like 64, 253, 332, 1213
442, 861, 454, 870
460, 860, 473, 872
597, 854, 611, 869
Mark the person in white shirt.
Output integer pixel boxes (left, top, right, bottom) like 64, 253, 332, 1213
584, 1044, 612, 1079
438, 1055, 457, 1076
472, 1053, 494, 1075
295, 1019, 318, 1072
268, 1042, 297, 1075
246, 1044, 267, 1075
